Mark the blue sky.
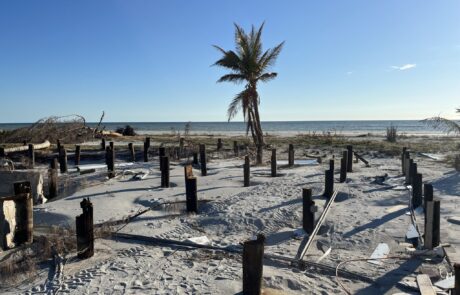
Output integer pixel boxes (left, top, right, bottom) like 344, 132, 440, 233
0, 1, 459, 123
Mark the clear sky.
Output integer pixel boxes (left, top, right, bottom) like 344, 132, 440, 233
0, 1, 459, 123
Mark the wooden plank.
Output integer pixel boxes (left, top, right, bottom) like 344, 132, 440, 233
2, 140, 50, 154
416, 274, 436, 295
353, 151, 370, 167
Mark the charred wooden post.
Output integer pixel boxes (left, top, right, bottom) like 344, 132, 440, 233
59, 147, 68, 173
243, 234, 265, 295
199, 144, 207, 176
233, 141, 238, 156
48, 162, 58, 199
425, 199, 441, 249
412, 173, 423, 208
302, 188, 315, 234
323, 169, 334, 199
288, 144, 294, 166
244, 155, 250, 187
424, 183, 433, 213
405, 159, 414, 184
76, 198, 94, 259
454, 263, 460, 295
23, 140, 27, 146
56, 139, 61, 152
106, 146, 115, 178
101, 138, 106, 150
192, 152, 198, 165
128, 143, 135, 162
401, 147, 407, 174
409, 161, 417, 185
271, 149, 277, 177
346, 145, 353, 172
28, 144, 34, 169
432, 200, 440, 248
340, 151, 348, 183
75, 145, 81, 166
109, 141, 114, 150
143, 138, 151, 162
329, 159, 335, 173
13, 181, 33, 245
51, 157, 58, 169
185, 176, 198, 213
217, 138, 223, 151
179, 137, 185, 157
159, 146, 166, 170
161, 156, 170, 188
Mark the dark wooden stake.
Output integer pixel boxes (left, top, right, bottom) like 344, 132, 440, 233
199, 144, 207, 176
217, 138, 223, 151
405, 158, 414, 184
340, 151, 348, 183
424, 183, 433, 213
409, 161, 417, 185
76, 198, 94, 259
324, 169, 334, 199
192, 152, 198, 165
454, 263, 460, 295
144, 138, 150, 162
161, 156, 170, 188
75, 145, 81, 166
346, 145, 353, 172
48, 165, 58, 199
185, 176, 198, 213
401, 147, 407, 174
106, 146, 115, 178
101, 138, 106, 150
244, 155, 250, 187
271, 149, 277, 177
412, 173, 422, 208
288, 144, 294, 166
329, 159, 335, 172
57, 139, 61, 152
302, 188, 315, 234
128, 143, 135, 162
425, 199, 441, 249
233, 141, 238, 156
59, 147, 68, 173
159, 146, 166, 170
13, 181, 33, 246
243, 234, 265, 295
28, 144, 34, 169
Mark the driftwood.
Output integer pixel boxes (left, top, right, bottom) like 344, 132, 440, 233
353, 151, 370, 167
0, 140, 51, 156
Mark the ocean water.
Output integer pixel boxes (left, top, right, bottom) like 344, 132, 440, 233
0, 120, 456, 136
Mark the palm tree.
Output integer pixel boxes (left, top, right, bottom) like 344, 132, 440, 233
213, 23, 284, 164
423, 108, 460, 135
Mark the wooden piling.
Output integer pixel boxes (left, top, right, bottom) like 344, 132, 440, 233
412, 173, 422, 208
57, 139, 61, 152
454, 263, 460, 295
144, 138, 150, 162
28, 144, 34, 169
405, 158, 413, 184
101, 138, 106, 150
75, 145, 81, 166
409, 161, 417, 185
48, 164, 58, 199
161, 156, 170, 188
13, 181, 33, 245
159, 146, 166, 170
302, 188, 315, 234
185, 176, 198, 213
424, 183, 433, 212
217, 138, 223, 151
243, 234, 265, 295
340, 151, 348, 183
271, 149, 277, 177
192, 152, 198, 165
76, 198, 94, 259
244, 155, 250, 187
425, 199, 441, 249
401, 147, 407, 174
106, 146, 115, 178
288, 144, 294, 166
51, 157, 58, 169
233, 141, 238, 156
128, 143, 135, 162
59, 147, 68, 173
346, 145, 353, 172
199, 144, 207, 176
324, 169, 334, 199
329, 159, 334, 172
432, 200, 440, 248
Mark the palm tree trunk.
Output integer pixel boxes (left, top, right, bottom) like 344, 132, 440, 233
251, 96, 264, 165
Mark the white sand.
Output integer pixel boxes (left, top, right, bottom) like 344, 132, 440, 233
2, 149, 459, 294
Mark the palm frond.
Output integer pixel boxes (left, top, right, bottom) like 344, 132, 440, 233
258, 72, 277, 82
212, 47, 241, 71
217, 74, 246, 83
227, 88, 251, 121
422, 116, 460, 134
259, 41, 285, 72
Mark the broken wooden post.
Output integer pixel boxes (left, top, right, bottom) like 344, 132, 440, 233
233, 141, 238, 156
13, 181, 33, 245
179, 137, 185, 155
401, 147, 407, 174
412, 173, 423, 208
405, 158, 413, 184
346, 145, 353, 172
329, 159, 334, 173
217, 138, 223, 151
192, 152, 198, 165
409, 161, 417, 185
199, 144, 207, 176
243, 234, 265, 295
56, 139, 61, 152
302, 188, 315, 234
288, 144, 294, 166
159, 146, 166, 170
101, 138, 106, 150
28, 144, 34, 169
128, 143, 135, 162
425, 199, 441, 249
244, 155, 250, 187
185, 176, 198, 213
271, 149, 277, 177
59, 147, 68, 173
75, 145, 81, 166
454, 263, 460, 295
404, 151, 411, 177
106, 146, 115, 178
424, 183, 433, 213
76, 198, 94, 259
161, 156, 170, 188
48, 160, 58, 199
324, 169, 334, 199
144, 137, 150, 162
340, 151, 348, 183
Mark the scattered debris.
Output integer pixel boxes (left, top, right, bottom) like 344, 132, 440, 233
368, 243, 390, 265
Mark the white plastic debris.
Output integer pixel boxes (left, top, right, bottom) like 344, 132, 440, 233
185, 236, 211, 246
368, 243, 390, 265
406, 224, 419, 239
